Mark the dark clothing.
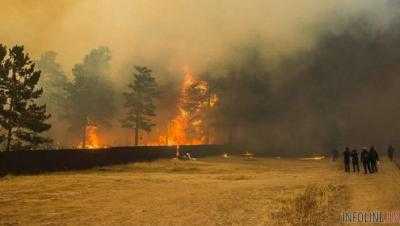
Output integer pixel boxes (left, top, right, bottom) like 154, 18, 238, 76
343, 149, 351, 172
368, 148, 379, 173
351, 150, 360, 172
363, 161, 369, 174
361, 150, 368, 162
388, 146, 394, 161
361, 150, 369, 174
370, 160, 378, 173
372, 149, 379, 162
368, 151, 374, 173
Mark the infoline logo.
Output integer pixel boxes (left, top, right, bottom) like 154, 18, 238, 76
341, 211, 400, 224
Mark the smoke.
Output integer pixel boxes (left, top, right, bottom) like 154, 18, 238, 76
0, 0, 396, 150
0, 0, 387, 73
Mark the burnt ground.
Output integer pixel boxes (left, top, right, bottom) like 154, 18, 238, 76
1, 156, 399, 225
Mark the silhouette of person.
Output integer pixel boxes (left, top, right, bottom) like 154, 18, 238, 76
368, 146, 379, 173
331, 148, 338, 161
343, 147, 351, 172
351, 149, 360, 172
361, 148, 369, 174
387, 145, 394, 162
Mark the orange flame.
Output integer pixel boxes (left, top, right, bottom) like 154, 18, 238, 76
85, 125, 101, 149
77, 124, 102, 149
160, 70, 203, 145
144, 68, 217, 146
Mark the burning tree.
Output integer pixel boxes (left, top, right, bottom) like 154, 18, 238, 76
0, 45, 51, 151
121, 66, 159, 146
157, 70, 218, 145
64, 47, 115, 148
182, 77, 217, 144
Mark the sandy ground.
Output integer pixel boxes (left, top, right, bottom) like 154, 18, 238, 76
1, 156, 399, 225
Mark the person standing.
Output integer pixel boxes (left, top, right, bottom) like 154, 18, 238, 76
343, 147, 351, 172
387, 145, 394, 162
361, 148, 369, 174
331, 148, 338, 161
369, 146, 379, 173
351, 149, 360, 172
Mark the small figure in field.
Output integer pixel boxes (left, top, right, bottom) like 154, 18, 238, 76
387, 145, 395, 161
343, 147, 351, 172
351, 149, 360, 172
361, 147, 369, 174
331, 148, 338, 161
368, 146, 379, 173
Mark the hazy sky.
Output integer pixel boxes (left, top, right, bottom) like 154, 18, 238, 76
0, 0, 388, 76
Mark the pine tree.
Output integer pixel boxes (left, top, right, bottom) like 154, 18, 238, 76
121, 66, 159, 146
0, 45, 51, 151
64, 47, 115, 147
36, 51, 68, 114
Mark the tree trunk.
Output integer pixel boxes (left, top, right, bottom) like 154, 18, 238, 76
134, 126, 139, 146
165, 129, 169, 145
6, 128, 12, 151
134, 110, 140, 146
82, 125, 86, 148
205, 88, 211, 144
227, 73, 237, 145
6, 72, 18, 151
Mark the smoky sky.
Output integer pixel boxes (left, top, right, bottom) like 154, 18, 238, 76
1, 0, 399, 149
0, 0, 390, 78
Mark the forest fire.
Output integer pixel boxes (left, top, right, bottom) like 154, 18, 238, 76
85, 125, 101, 149
156, 70, 215, 146
78, 124, 102, 149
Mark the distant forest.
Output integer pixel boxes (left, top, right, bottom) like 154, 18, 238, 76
2, 10, 400, 153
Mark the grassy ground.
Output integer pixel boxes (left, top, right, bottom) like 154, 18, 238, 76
1, 156, 399, 225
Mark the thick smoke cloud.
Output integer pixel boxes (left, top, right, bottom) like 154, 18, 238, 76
204, 3, 400, 154
0, 0, 386, 73
0, 0, 396, 151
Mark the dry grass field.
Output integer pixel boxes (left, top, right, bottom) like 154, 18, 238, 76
1, 156, 400, 225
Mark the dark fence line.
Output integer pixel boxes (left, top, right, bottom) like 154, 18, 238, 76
0, 145, 228, 175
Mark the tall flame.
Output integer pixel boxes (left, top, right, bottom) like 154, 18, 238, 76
77, 124, 102, 149
143, 67, 218, 146
159, 70, 203, 145
85, 125, 101, 149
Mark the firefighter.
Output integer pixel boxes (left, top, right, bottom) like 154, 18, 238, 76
351, 149, 360, 172
361, 147, 369, 174
343, 147, 351, 172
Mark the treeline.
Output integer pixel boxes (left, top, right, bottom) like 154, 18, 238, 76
196, 12, 400, 153
0, 45, 162, 151
4, 10, 400, 153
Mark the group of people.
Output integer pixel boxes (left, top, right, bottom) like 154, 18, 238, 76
343, 147, 379, 174
332, 146, 394, 174
331, 145, 396, 174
